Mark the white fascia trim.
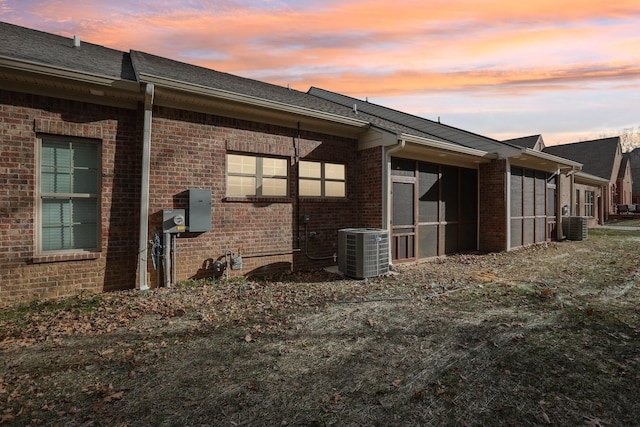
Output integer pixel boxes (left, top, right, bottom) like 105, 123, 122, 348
0, 56, 121, 86
140, 73, 371, 128
574, 171, 610, 184
521, 148, 583, 169
399, 133, 494, 159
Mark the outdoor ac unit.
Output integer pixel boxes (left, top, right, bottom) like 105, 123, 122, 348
338, 228, 389, 279
563, 216, 588, 241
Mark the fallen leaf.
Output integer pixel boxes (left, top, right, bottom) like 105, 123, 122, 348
0, 414, 15, 424
244, 334, 253, 343
103, 391, 124, 403
584, 416, 604, 427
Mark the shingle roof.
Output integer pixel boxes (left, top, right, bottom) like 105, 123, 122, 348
618, 157, 630, 179
503, 135, 541, 150
307, 87, 506, 152
0, 21, 135, 81
543, 137, 620, 180
129, 50, 449, 141
624, 149, 640, 194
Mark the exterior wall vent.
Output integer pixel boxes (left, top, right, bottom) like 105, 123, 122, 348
338, 228, 389, 279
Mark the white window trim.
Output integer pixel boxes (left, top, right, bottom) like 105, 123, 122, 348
36, 135, 102, 255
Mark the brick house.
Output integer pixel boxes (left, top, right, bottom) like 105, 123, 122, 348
0, 22, 581, 305
624, 149, 640, 205
544, 137, 631, 221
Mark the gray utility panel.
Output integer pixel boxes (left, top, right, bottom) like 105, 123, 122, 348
188, 189, 212, 232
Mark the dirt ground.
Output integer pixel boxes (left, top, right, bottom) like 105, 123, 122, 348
1, 227, 639, 426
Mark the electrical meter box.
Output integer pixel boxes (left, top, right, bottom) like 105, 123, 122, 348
188, 189, 212, 232
163, 209, 186, 233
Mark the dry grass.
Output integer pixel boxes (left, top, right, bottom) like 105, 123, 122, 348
1, 228, 640, 426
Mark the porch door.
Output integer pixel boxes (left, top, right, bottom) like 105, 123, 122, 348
391, 178, 416, 261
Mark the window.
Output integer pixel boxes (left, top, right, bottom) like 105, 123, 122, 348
226, 154, 288, 197
585, 191, 594, 217
39, 138, 100, 252
299, 161, 346, 197
575, 189, 580, 216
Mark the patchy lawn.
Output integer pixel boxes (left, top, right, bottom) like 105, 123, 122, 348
604, 217, 640, 228
1, 228, 639, 426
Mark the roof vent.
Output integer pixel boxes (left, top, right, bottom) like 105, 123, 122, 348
353, 103, 358, 114
73, 35, 80, 48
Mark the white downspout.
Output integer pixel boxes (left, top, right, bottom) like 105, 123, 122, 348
138, 83, 154, 291
505, 158, 511, 251
383, 138, 406, 264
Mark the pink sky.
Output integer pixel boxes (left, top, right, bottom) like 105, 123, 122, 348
2, 0, 639, 145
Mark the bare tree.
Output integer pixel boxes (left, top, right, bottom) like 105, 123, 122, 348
599, 127, 640, 153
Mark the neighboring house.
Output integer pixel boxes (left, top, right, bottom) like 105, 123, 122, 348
624, 149, 640, 204
543, 137, 630, 222
0, 22, 581, 305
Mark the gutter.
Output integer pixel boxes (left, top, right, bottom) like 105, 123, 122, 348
138, 83, 154, 291
521, 148, 583, 170
138, 73, 370, 128
398, 132, 494, 159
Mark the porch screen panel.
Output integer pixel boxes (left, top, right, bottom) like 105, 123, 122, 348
510, 168, 523, 247
460, 223, 477, 251
511, 168, 523, 217
418, 225, 438, 258
441, 166, 459, 222
444, 224, 458, 253
393, 182, 414, 226
511, 218, 522, 248
460, 168, 478, 222
524, 218, 535, 245
535, 172, 547, 242
523, 169, 535, 217
535, 218, 546, 242
418, 163, 439, 222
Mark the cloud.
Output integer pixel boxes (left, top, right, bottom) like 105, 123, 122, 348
2, 0, 639, 142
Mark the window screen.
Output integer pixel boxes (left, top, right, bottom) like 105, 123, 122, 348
40, 139, 99, 251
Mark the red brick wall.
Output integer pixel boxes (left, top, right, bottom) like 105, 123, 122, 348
356, 146, 383, 228
144, 106, 361, 283
479, 159, 507, 252
1, 94, 368, 306
0, 91, 141, 306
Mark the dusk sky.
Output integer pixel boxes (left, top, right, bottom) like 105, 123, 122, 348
2, 0, 639, 146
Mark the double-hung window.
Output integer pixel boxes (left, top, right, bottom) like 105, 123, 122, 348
584, 191, 594, 217
39, 138, 100, 252
299, 161, 346, 198
226, 154, 288, 197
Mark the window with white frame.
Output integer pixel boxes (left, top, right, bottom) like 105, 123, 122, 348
39, 137, 100, 252
585, 191, 594, 217
226, 154, 288, 197
299, 161, 346, 198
